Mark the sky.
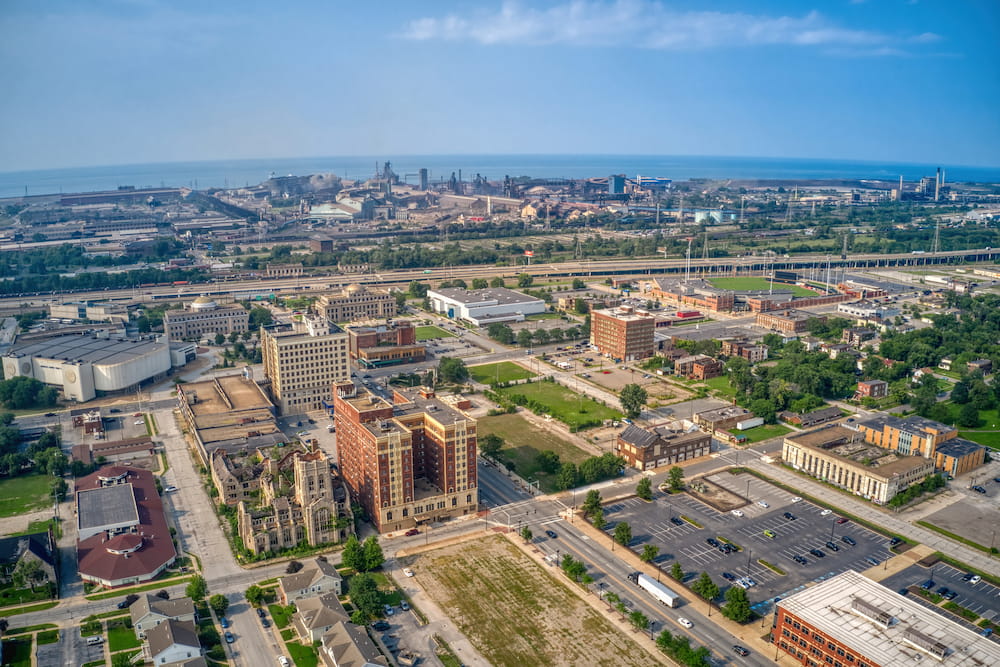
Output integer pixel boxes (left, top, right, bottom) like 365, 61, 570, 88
1, 0, 998, 172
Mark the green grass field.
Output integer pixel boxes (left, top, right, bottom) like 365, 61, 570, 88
525, 312, 563, 320
959, 431, 1000, 450
468, 361, 537, 384
107, 622, 142, 652
478, 414, 591, 493
0, 475, 54, 518
415, 325, 456, 341
285, 641, 319, 667
703, 375, 738, 397
0, 638, 31, 667
741, 424, 793, 443
269, 603, 295, 629
708, 277, 817, 297
495, 382, 621, 430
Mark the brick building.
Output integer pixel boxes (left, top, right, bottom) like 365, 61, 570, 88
854, 415, 986, 477
855, 380, 888, 399
615, 422, 710, 471
333, 384, 478, 533
720, 339, 769, 363
674, 354, 723, 380
590, 306, 655, 361
755, 309, 821, 335
641, 278, 735, 312
346, 320, 425, 369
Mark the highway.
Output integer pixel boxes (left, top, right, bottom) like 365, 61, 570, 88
3, 246, 997, 308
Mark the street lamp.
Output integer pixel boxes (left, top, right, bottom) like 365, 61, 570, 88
746, 548, 753, 578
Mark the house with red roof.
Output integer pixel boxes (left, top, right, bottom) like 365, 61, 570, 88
76, 466, 176, 588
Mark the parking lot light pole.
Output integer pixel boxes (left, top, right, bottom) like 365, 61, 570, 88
746, 548, 753, 578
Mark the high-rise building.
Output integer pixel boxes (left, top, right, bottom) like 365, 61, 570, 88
590, 306, 655, 361
315, 284, 395, 324
333, 383, 478, 533
608, 174, 626, 194
260, 316, 350, 414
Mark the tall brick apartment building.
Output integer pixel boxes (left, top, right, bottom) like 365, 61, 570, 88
590, 306, 655, 361
333, 383, 478, 533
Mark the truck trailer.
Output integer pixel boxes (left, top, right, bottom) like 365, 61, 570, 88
628, 571, 681, 608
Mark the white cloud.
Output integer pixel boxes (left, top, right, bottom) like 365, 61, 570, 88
401, 1, 932, 54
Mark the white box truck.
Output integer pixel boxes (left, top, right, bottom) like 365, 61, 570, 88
628, 571, 680, 608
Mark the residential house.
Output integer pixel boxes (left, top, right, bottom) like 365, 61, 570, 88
144, 619, 201, 665
131, 594, 197, 639
278, 558, 343, 604
855, 380, 888, 400
0, 532, 56, 589
968, 359, 993, 374
292, 593, 349, 643
319, 621, 390, 667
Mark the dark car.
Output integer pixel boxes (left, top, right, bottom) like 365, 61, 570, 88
783, 512, 797, 520
372, 620, 390, 631
722, 572, 736, 581
404, 528, 420, 536
116, 600, 130, 609
545, 530, 558, 539
706, 538, 720, 548
945, 590, 958, 600
809, 549, 825, 558
836, 517, 849, 524
220, 617, 230, 629
256, 607, 267, 618
972, 485, 987, 494
224, 632, 235, 644
825, 541, 840, 552
921, 579, 935, 590
109, 408, 121, 413
732, 645, 750, 657
889, 537, 902, 546
962, 572, 975, 581
936, 585, 949, 595
793, 555, 808, 564
261, 618, 271, 628
670, 517, 684, 526
44, 412, 56, 417
841, 536, 857, 546
899, 588, 910, 596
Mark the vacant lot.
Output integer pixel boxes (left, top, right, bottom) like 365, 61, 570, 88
479, 413, 590, 491
741, 423, 793, 443
411, 536, 652, 667
0, 475, 52, 518
496, 381, 621, 430
469, 361, 536, 385
415, 325, 456, 341
708, 277, 816, 296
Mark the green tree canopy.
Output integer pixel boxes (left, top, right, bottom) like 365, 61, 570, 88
341, 535, 363, 571
185, 575, 208, 602
636, 476, 653, 501
437, 357, 469, 384
208, 593, 229, 618
613, 521, 632, 546
619, 384, 648, 419
722, 585, 752, 623
361, 536, 385, 572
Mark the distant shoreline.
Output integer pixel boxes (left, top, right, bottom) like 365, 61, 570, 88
1, 154, 998, 199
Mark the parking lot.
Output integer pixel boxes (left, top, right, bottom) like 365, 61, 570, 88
881, 562, 1000, 641
603, 473, 897, 614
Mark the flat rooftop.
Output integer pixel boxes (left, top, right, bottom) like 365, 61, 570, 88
7, 335, 165, 366
758, 309, 815, 321
778, 570, 1000, 667
429, 287, 542, 306
181, 374, 273, 415
78, 484, 139, 532
696, 405, 751, 421
593, 307, 654, 322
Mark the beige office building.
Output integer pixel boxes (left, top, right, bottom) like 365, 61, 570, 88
164, 297, 249, 340
316, 284, 395, 323
782, 426, 935, 505
261, 316, 350, 414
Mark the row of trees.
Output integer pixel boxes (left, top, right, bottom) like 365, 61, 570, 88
485, 322, 588, 347
0, 377, 59, 410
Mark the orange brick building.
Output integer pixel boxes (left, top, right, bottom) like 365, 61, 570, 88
590, 306, 655, 361
854, 415, 986, 476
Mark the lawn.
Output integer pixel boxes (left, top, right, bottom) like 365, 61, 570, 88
468, 361, 537, 384
478, 413, 592, 493
285, 641, 319, 667
709, 277, 817, 297
269, 603, 295, 629
0, 582, 56, 607
413, 536, 653, 667
0, 475, 53, 518
107, 621, 142, 652
414, 325, 456, 341
495, 381, 621, 430
85, 574, 192, 600
524, 312, 563, 320
6, 517, 61, 539
703, 375, 737, 398
0, 638, 31, 667
959, 431, 1000, 450
741, 423, 793, 443
36, 629, 58, 645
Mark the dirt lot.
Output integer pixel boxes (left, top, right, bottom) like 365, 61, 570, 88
408, 535, 654, 667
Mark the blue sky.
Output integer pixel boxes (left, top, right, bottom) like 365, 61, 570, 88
1, 0, 997, 171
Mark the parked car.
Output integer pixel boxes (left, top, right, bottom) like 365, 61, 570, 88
722, 572, 736, 581
731, 509, 744, 518
756, 501, 769, 508
820, 509, 833, 516
220, 617, 230, 628
400, 601, 410, 611
841, 536, 857, 546
783, 512, 797, 520
763, 530, 776, 539
809, 549, 826, 558
921, 579, 935, 590
972, 485, 987, 494
836, 517, 849, 524
164, 485, 177, 493
261, 618, 271, 628
256, 607, 267, 618
793, 555, 808, 565
970, 575, 982, 584
670, 517, 684, 526
706, 538, 720, 548
224, 632, 235, 644
278, 657, 290, 667
889, 537, 902, 546
402, 568, 414, 577
936, 586, 950, 596
372, 620, 391, 631
404, 528, 420, 536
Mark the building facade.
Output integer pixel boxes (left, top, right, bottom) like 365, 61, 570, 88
755, 309, 821, 335
674, 354, 723, 380
854, 415, 985, 476
164, 297, 249, 340
855, 380, 888, 399
590, 306, 655, 361
720, 339, 769, 363
642, 278, 735, 313
616, 423, 710, 470
426, 287, 546, 326
334, 384, 478, 533
315, 284, 395, 323
782, 426, 935, 505
346, 320, 425, 369
261, 317, 350, 414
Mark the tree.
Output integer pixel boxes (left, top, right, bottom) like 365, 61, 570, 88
286, 560, 303, 574
722, 585, 753, 623
957, 402, 980, 428
516, 329, 533, 348
472, 278, 488, 289
670, 561, 684, 581
574, 298, 589, 315
248, 306, 273, 328
950, 380, 970, 404
640, 544, 659, 563
619, 384, 647, 419
556, 462, 578, 491
244, 585, 265, 608
480, 433, 503, 460
214, 333, 225, 346
613, 522, 632, 546
185, 575, 208, 602
489, 277, 505, 288
668, 466, 685, 492
581, 489, 602, 517
572, 278, 586, 289
629, 609, 650, 633
517, 273, 534, 288
209, 593, 229, 618
362, 536, 385, 572
636, 476, 653, 501
437, 357, 469, 384
536, 450, 561, 474
692, 572, 719, 602
12, 558, 42, 591
520, 526, 533, 543
341, 535, 363, 571
407, 281, 429, 298
348, 573, 382, 620
591, 507, 606, 532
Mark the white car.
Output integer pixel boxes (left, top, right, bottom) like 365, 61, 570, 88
820, 509, 833, 516
278, 658, 290, 667
678, 618, 693, 629
164, 486, 178, 493
756, 501, 769, 508
731, 509, 744, 518
402, 568, 414, 577
791, 497, 802, 503
970, 575, 982, 584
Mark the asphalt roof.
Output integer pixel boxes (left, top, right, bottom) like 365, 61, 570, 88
935, 438, 984, 458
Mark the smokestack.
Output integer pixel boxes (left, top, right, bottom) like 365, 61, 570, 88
898, 175, 903, 201
935, 167, 941, 201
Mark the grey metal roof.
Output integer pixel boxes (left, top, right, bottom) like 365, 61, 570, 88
6, 334, 165, 366
77, 484, 138, 531
618, 425, 657, 448
430, 287, 542, 306
935, 438, 984, 458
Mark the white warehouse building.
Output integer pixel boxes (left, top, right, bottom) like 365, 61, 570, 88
2, 334, 172, 402
426, 287, 547, 326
